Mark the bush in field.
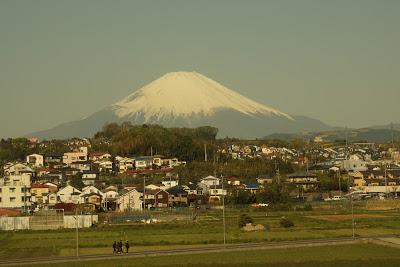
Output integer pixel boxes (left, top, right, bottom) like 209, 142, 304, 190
304, 204, 313, 211
238, 214, 254, 228
280, 218, 294, 228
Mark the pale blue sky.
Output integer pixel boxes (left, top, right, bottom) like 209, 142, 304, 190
0, 0, 399, 138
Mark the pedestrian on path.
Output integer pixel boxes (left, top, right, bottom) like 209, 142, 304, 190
118, 240, 123, 254
112, 241, 117, 254
125, 241, 130, 254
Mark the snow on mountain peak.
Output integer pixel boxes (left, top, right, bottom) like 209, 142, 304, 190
112, 71, 293, 121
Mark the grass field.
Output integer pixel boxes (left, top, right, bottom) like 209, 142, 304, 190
1, 200, 400, 259
9, 244, 400, 267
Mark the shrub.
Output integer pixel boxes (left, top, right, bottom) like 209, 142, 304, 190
304, 204, 313, 211
238, 214, 254, 228
280, 218, 294, 228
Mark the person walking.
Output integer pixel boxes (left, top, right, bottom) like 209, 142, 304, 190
112, 241, 117, 254
118, 240, 123, 254
125, 240, 130, 254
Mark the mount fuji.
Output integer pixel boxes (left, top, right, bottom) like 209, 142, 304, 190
28, 71, 331, 139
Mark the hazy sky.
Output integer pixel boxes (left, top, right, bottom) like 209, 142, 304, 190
1, 0, 399, 138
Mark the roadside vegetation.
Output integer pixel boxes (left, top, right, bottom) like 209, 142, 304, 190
8, 244, 400, 267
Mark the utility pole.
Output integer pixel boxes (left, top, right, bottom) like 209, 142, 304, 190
221, 174, 226, 247
338, 169, 342, 197
275, 161, 280, 184
75, 207, 79, 257
204, 144, 208, 162
391, 122, 395, 150
345, 127, 349, 160
351, 194, 355, 239
384, 164, 388, 195
143, 176, 146, 210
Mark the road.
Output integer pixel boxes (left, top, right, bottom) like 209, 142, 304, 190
0, 236, 398, 266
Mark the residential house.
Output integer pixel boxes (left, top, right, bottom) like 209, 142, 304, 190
97, 160, 113, 173
116, 189, 142, 212
89, 152, 112, 162
116, 157, 134, 173
31, 183, 50, 206
44, 154, 63, 165
134, 156, 153, 170
42, 192, 57, 206
57, 185, 82, 204
244, 183, 260, 194
287, 172, 319, 191
166, 186, 188, 206
63, 147, 88, 165
143, 189, 169, 208
26, 154, 44, 168
3, 163, 34, 176
81, 192, 103, 208
70, 161, 91, 172
82, 171, 99, 186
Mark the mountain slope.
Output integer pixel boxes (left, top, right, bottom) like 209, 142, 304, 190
27, 71, 331, 140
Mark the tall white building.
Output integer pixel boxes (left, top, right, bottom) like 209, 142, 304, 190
0, 174, 32, 209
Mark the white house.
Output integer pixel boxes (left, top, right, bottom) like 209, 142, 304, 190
343, 155, 368, 172
199, 176, 220, 187
57, 185, 82, 204
161, 180, 179, 189
89, 152, 112, 162
42, 192, 57, 206
0, 174, 32, 209
116, 189, 143, 212
98, 160, 113, 173
116, 157, 134, 173
63, 147, 88, 165
26, 154, 44, 168
82, 171, 99, 186
3, 163, 34, 176
81, 185, 104, 198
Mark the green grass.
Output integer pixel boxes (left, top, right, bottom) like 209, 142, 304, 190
1, 204, 400, 259
12, 244, 400, 267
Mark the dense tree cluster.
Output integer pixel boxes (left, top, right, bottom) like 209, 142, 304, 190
92, 123, 219, 161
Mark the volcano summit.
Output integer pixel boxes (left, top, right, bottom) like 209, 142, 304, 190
29, 71, 330, 139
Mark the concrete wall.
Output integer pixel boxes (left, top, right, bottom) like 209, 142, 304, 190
0, 215, 98, 231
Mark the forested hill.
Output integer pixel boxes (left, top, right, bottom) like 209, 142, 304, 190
91, 123, 219, 161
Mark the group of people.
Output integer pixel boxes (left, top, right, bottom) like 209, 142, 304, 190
113, 240, 130, 254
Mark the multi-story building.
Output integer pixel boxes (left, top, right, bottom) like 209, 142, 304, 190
0, 174, 32, 209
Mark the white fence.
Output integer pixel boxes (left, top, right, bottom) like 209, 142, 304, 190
0, 217, 30, 231
64, 215, 99, 229
0, 215, 98, 231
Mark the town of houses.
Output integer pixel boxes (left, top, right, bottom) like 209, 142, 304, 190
1, 138, 400, 216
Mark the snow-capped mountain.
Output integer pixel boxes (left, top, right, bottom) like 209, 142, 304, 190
28, 71, 331, 139
113, 72, 292, 121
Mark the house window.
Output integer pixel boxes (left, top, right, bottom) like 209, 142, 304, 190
0, 197, 2, 202
9, 188, 15, 193
0, 188, 2, 193
157, 194, 163, 199
10, 197, 16, 202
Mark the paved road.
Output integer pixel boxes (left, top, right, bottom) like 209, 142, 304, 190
0, 236, 397, 266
